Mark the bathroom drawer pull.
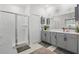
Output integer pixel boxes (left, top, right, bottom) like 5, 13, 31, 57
64, 37, 67, 41
55, 35, 56, 39
45, 33, 46, 36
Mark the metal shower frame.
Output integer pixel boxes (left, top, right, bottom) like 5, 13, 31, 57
0, 10, 30, 46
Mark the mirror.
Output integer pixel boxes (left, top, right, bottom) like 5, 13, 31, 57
65, 18, 76, 29
46, 18, 50, 25
41, 16, 45, 24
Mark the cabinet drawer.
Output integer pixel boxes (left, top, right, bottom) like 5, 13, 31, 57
66, 34, 77, 39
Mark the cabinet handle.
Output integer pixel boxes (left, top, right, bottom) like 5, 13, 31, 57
55, 35, 56, 39
64, 37, 67, 41
45, 33, 46, 37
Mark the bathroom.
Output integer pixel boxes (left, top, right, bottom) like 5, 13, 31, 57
0, 4, 79, 54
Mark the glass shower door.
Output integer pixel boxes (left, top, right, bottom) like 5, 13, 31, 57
17, 15, 29, 45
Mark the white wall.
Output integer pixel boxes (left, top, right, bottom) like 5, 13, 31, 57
29, 4, 76, 17
0, 4, 25, 14
54, 4, 76, 16
29, 4, 56, 18
24, 5, 30, 16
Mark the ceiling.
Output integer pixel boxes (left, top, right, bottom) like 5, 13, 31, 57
11, 4, 77, 8
6, 4, 77, 16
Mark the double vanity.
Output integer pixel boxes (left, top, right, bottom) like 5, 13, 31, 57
41, 29, 79, 53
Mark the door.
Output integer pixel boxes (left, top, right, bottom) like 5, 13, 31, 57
66, 34, 77, 53
29, 15, 41, 44
41, 31, 46, 42
57, 33, 66, 49
17, 15, 29, 45
0, 12, 17, 53
46, 32, 51, 43
51, 32, 57, 46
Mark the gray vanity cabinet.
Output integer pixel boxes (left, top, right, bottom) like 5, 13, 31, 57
41, 31, 78, 53
66, 34, 77, 53
41, 31, 46, 41
57, 33, 77, 53
51, 32, 57, 46
56, 33, 66, 49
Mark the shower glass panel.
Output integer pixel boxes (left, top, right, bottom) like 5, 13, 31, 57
17, 15, 29, 45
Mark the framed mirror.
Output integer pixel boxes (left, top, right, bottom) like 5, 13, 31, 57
41, 16, 45, 24
65, 18, 76, 29
46, 18, 50, 25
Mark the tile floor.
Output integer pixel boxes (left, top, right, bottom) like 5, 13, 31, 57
19, 43, 43, 54
19, 41, 74, 54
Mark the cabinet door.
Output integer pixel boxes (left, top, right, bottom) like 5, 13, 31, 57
41, 31, 46, 42
66, 34, 77, 53
57, 33, 66, 49
46, 32, 51, 43
51, 32, 57, 45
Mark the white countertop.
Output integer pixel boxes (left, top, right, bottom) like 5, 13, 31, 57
42, 29, 79, 35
